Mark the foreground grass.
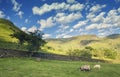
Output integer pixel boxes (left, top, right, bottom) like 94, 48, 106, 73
0, 58, 120, 77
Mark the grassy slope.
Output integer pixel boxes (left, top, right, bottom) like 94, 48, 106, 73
0, 18, 27, 50
0, 58, 120, 77
0, 19, 19, 42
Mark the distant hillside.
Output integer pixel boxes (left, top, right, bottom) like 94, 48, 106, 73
106, 34, 120, 39
43, 34, 120, 57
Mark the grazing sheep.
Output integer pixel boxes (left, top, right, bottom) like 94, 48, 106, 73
80, 65, 91, 71
93, 64, 101, 69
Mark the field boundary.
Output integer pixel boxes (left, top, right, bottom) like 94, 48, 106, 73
0, 48, 106, 62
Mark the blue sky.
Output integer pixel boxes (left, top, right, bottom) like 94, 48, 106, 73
0, 0, 120, 38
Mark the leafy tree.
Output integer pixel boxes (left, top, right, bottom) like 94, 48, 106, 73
10, 30, 46, 53
80, 49, 92, 59
26, 30, 46, 52
10, 31, 28, 45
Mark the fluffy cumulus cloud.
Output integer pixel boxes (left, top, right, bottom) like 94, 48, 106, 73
11, 0, 22, 12
85, 7, 120, 33
43, 34, 51, 39
86, 24, 98, 30
38, 17, 55, 30
0, 11, 5, 18
38, 12, 82, 30
73, 20, 87, 29
91, 12, 105, 23
28, 26, 38, 33
56, 33, 72, 38
11, 0, 24, 19
31, 1, 120, 38
21, 26, 39, 33
21, 27, 27, 32
32, 2, 84, 15
90, 4, 106, 13
63, 35, 72, 38
56, 25, 70, 33
55, 12, 82, 24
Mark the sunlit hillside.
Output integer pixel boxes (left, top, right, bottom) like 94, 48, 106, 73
0, 18, 27, 50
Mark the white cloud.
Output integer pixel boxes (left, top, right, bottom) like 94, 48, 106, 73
21, 27, 27, 32
69, 3, 84, 11
98, 23, 113, 29
56, 33, 72, 38
16, 11, 24, 18
85, 7, 120, 32
86, 12, 95, 19
90, 4, 106, 13
73, 20, 87, 29
56, 33, 65, 38
37, 12, 82, 30
66, 0, 75, 3
69, 29, 74, 32
118, 7, 120, 13
55, 12, 82, 24
0, 11, 5, 18
43, 34, 51, 39
57, 25, 70, 33
63, 35, 72, 38
38, 17, 55, 29
32, 3, 68, 15
86, 24, 98, 30
28, 26, 37, 33
91, 12, 105, 23
32, 2, 84, 15
59, 25, 69, 30
104, 9, 120, 27
11, 0, 22, 12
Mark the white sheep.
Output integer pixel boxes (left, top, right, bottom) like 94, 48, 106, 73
93, 64, 101, 69
80, 65, 91, 71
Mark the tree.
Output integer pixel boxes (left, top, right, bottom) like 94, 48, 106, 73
80, 49, 92, 59
26, 30, 46, 52
10, 31, 28, 45
104, 49, 117, 59
10, 30, 46, 53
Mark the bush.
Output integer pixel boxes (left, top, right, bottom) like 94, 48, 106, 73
67, 48, 92, 59
80, 49, 92, 59
104, 49, 117, 59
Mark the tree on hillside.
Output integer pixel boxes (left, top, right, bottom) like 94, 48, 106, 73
10, 31, 28, 45
10, 30, 46, 53
26, 30, 46, 52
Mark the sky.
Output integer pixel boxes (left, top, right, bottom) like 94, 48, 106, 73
0, 0, 120, 38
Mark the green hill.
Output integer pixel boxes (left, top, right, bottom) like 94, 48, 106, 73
0, 18, 27, 50
43, 34, 120, 62
0, 18, 20, 42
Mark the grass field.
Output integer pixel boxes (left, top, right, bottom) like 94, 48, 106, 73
0, 58, 120, 77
